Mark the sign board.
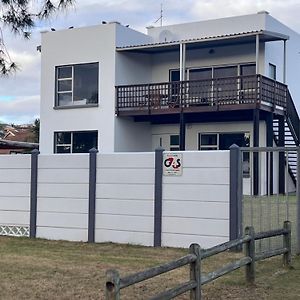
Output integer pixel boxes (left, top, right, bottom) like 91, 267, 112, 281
163, 153, 183, 176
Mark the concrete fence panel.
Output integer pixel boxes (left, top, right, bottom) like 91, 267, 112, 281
0, 155, 31, 232
162, 151, 230, 248
95, 152, 155, 246
0, 150, 231, 248
36, 154, 89, 242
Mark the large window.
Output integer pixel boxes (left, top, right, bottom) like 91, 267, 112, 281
56, 63, 99, 107
54, 131, 98, 153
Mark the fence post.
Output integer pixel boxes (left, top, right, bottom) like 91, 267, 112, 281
88, 148, 98, 243
154, 147, 164, 247
245, 226, 255, 284
229, 144, 243, 245
30, 149, 40, 238
105, 269, 120, 300
189, 243, 202, 300
283, 221, 292, 267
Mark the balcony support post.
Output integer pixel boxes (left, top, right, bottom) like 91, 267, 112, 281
179, 43, 186, 81
283, 40, 287, 84
253, 109, 260, 196
179, 113, 186, 151
266, 113, 274, 195
278, 115, 285, 194
256, 34, 260, 74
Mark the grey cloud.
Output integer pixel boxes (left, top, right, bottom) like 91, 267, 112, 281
0, 95, 40, 124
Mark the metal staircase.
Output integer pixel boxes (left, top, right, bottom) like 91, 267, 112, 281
273, 91, 300, 184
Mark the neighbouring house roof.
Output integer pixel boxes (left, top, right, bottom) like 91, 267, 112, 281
0, 139, 38, 150
0, 125, 38, 153
116, 30, 289, 53
2, 125, 34, 142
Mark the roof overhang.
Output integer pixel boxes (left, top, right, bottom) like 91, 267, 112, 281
116, 30, 289, 54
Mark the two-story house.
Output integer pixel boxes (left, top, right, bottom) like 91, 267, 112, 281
39, 11, 300, 194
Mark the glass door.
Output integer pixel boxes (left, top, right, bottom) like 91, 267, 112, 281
213, 66, 238, 103
189, 68, 212, 105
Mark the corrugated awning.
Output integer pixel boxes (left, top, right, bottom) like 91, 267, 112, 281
116, 30, 289, 53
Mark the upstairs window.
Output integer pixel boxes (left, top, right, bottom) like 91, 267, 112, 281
56, 63, 99, 107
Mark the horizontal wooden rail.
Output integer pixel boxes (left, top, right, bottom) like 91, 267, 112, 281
202, 257, 252, 285
255, 248, 288, 261
150, 281, 197, 300
105, 221, 291, 300
254, 228, 289, 240
202, 235, 251, 259
119, 253, 196, 289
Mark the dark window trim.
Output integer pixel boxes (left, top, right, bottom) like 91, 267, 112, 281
169, 62, 257, 82
269, 63, 277, 80
54, 62, 99, 108
54, 130, 98, 154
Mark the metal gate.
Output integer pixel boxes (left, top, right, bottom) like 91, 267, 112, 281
230, 145, 300, 253
239, 146, 300, 254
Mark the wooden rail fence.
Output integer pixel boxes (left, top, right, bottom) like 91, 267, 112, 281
105, 221, 291, 300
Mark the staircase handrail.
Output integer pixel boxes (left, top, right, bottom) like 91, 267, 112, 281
286, 90, 300, 145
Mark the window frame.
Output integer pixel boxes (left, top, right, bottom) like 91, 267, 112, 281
55, 62, 99, 108
269, 63, 277, 80
170, 134, 180, 151
54, 130, 98, 154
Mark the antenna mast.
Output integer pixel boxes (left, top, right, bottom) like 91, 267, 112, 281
154, 3, 163, 27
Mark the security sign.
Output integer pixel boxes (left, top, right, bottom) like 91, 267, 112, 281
163, 153, 182, 176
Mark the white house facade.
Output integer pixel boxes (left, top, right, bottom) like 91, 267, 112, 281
39, 11, 300, 194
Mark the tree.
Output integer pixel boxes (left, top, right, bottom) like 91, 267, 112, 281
32, 118, 40, 143
0, 0, 74, 75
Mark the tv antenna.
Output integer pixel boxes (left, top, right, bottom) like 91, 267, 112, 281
154, 3, 163, 27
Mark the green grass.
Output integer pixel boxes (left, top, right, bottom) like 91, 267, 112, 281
243, 194, 298, 252
0, 236, 300, 299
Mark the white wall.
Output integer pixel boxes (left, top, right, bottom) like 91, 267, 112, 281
151, 44, 263, 84
0, 155, 31, 230
162, 151, 230, 248
114, 118, 152, 152
151, 121, 266, 150
40, 24, 118, 154
36, 154, 89, 241
264, 15, 300, 112
147, 13, 267, 42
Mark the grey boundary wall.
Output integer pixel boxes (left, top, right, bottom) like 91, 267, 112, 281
1, 149, 231, 248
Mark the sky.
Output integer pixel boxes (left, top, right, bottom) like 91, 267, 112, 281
1, 0, 300, 124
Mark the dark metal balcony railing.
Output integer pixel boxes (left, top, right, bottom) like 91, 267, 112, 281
116, 75, 288, 115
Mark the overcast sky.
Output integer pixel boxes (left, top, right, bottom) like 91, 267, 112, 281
1, 0, 300, 124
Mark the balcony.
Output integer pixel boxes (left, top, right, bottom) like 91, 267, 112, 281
116, 75, 287, 117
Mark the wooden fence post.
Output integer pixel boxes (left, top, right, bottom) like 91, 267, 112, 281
189, 243, 201, 300
283, 221, 292, 267
245, 226, 255, 284
105, 269, 120, 300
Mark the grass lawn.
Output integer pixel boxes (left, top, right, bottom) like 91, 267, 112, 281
0, 237, 300, 299
243, 194, 298, 252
